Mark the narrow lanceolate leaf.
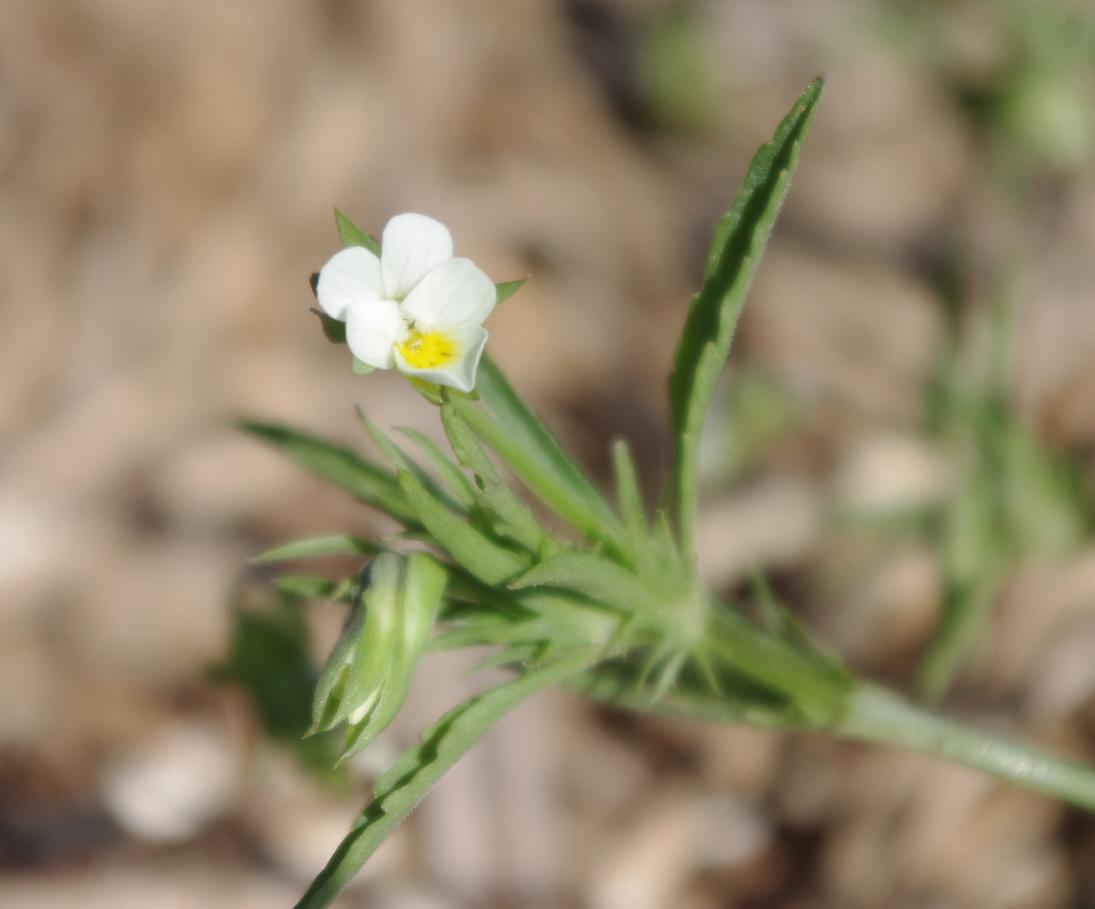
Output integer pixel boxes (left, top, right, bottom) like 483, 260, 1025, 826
356, 409, 459, 511
511, 551, 661, 616
611, 439, 653, 570
334, 208, 381, 256
441, 404, 546, 553
494, 278, 527, 305
240, 420, 416, 524
293, 649, 599, 909
396, 426, 478, 510
667, 78, 823, 562
254, 534, 380, 564
397, 470, 528, 585
450, 359, 626, 555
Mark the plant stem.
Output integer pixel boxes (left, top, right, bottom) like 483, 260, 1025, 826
839, 684, 1095, 812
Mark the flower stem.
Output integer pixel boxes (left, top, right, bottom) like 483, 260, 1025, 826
838, 684, 1095, 812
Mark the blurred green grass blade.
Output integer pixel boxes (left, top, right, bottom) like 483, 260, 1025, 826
450, 359, 626, 554
253, 534, 380, 563
917, 571, 1003, 703
333, 208, 380, 255
667, 78, 822, 561
240, 420, 416, 524
397, 469, 528, 585
494, 278, 526, 304
293, 649, 600, 909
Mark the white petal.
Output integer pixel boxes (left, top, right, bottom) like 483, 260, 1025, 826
381, 213, 453, 300
401, 258, 495, 331
316, 246, 385, 320
393, 325, 488, 393
345, 299, 406, 370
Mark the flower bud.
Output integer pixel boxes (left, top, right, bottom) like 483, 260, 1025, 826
311, 552, 446, 763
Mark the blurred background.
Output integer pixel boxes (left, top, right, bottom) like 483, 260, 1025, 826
3, 1, 1095, 906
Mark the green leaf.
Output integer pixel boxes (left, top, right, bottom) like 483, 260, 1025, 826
356, 408, 451, 506
667, 78, 823, 561
611, 438, 657, 572
334, 209, 381, 256
273, 575, 352, 600
750, 574, 850, 681
511, 551, 659, 615
448, 359, 626, 555
395, 426, 477, 511
240, 420, 416, 524
440, 404, 546, 553
293, 649, 599, 909
495, 278, 527, 305
397, 470, 528, 585
254, 535, 380, 564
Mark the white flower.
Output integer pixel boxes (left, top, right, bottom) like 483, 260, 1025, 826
316, 213, 496, 393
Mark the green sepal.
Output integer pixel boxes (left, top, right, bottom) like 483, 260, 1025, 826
334, 209, 381, 255
406, 376, 445, 404
311, 307, 347, 344
351, 358, 374, 376
334, 556, 403, 729
311, 593, 365, 735
494, 278, 527, 305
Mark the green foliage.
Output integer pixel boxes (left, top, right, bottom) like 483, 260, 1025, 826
240, 420, 415, 524
242, 80, 1089, 906
397, 469, 530, 585
440, 403, 547, 554
667, 78, 823, 561
254, 534, 379, 563
292, 649, 599, 909
447, 361, 627, 555
311, 555, 446, 764
241, 82, 854, 909
212, 596, 339, 773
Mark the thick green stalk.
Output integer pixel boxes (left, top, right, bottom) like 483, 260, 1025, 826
838, 685, 1095, 812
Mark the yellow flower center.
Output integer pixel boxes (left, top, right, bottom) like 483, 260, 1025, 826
397, 328, 457, 369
